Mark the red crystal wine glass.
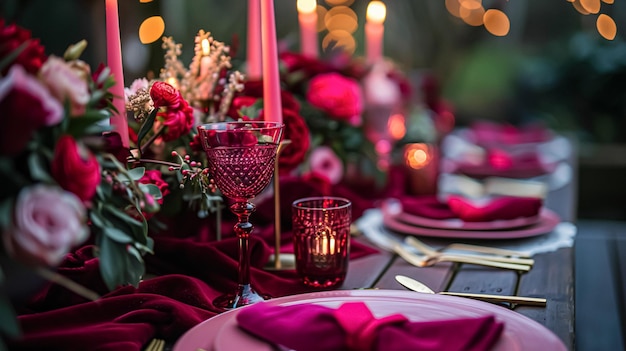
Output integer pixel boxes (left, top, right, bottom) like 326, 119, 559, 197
197, 121, 284, 310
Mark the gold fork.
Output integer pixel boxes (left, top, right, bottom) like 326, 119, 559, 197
404, 237, 535, 266
144, 338, 165, 351
393, 243, 532, 271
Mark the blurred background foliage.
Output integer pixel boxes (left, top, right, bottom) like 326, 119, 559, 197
2, 0, 626, 218
2, 0, 624, 144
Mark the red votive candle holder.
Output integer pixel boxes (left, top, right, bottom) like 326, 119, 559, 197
292, 197, 352, 288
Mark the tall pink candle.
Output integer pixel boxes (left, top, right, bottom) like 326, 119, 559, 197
105, 0, 129, 148
260, 0, 283, 124
297, 0, 318, 58
247, 0, 263, 80
365, 1, 386, 64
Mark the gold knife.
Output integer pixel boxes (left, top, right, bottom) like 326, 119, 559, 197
395, 275, 547, 307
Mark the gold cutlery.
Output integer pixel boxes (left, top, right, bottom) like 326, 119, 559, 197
393, 243, 532, 271
144, 338, 165, 351
404, 237, 535, 266
395, 275, 547, 307
443, 242, 532, 258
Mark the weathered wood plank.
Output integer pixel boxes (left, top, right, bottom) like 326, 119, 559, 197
447, 265, 518, 296
517, 248, 574, 350
342, 238, 394, 290
374, 255, 455, 292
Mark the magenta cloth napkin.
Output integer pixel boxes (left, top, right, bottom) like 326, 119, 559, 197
237, 301, 504, 351
400, 195, 542, 222
470, 121, 552, 145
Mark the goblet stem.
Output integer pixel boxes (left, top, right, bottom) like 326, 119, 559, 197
214, 201, 264, 310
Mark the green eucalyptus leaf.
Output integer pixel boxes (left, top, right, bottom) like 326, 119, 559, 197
97, 235, 126, 291
65, 111, 111, 136
102, 204, 143, 228
89, 211, 108, 228
137, 109, 158, 150
138, 183, 163, 200
27, 152, 53, 183
103, 226, 134, 244
125, 167, 146, 182
0, 198, 14, 230
0, 292, 20, 338
124, 246, 145, 288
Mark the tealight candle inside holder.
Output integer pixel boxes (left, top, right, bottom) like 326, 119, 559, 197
292, 197, 351, 288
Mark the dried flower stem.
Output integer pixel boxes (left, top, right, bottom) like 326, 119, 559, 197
35, 267, 100, 301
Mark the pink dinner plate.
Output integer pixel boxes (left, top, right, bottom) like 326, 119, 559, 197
383, 208, 560, 239
386, 204, 544, 231
172, 290, 566, 351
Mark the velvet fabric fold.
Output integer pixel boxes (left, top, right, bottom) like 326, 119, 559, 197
400, 195, 542, 222
7, 176, 383, 350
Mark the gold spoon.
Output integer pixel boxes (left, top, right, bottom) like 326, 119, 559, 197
394, 275, 547, 307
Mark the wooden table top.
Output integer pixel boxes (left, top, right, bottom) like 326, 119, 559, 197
341, 237, 574, 350
339, 153, 577, 350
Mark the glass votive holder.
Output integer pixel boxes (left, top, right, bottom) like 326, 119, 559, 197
291, 197, 352, 288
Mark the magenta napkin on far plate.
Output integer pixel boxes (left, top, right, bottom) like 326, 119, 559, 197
401, 195, 542, 222
237, 301, 504, 351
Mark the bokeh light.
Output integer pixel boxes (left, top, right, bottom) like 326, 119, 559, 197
483, 9, 510, 36
405, 143, 432, 170
459, 4, 485, 26
597, 14, 617, 40
138, 16, 165, 44
324, 6, 358, 33
388, 113, 406, 140
580, 0, 601, 14
322, 29, 356, 53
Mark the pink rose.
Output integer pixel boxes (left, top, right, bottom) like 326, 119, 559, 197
51, 135, 101, 202
3, 185, 88, 266
0, 64, 63, 155
308, 146, 344, 184
306, 72, 363, 126
39, 56, 90, 116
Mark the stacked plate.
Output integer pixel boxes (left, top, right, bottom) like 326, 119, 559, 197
381, 199, 560, 240
172, 290, 566, 351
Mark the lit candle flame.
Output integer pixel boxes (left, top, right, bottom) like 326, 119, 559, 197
201, 38, 210, 56
297, 0, 317, 14
405, 143, 432, 170
366, 1, 387, 24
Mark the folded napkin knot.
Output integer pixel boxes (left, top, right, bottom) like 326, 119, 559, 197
332, 302, 408, 351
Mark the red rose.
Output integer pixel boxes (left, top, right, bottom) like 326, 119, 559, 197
139, 170, 170, 204
150, 81, 180, 109
306, 72, 363, 126
51, 135, 101, 202
189, 133, 204, 153
0, 65, 63, 155
259, 109, 310, 174
280, 52, 333, 79
159, 99, 195, 141
0, 20, 47, 75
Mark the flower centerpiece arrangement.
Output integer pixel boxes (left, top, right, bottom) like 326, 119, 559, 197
0, 20, 166, 341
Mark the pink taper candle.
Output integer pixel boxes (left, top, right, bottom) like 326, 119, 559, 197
297, 0, 318, 58
365, 1, 386, 64
105, 0, 130, 148
260, 0, 283, 124
247, 0, 263, 80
